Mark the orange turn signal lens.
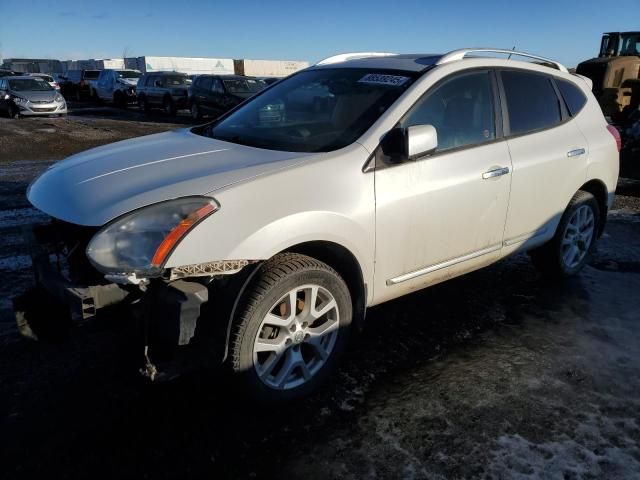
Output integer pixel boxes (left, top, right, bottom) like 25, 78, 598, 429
150, 202, 217, 267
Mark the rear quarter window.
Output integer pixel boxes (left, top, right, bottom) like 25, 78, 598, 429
501, 70, 563, 136
556, 78, 588, 116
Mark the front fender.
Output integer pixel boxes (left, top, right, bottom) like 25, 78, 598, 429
165, 210, 374, 288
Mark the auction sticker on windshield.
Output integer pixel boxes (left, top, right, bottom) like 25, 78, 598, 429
358, 73, 410, 86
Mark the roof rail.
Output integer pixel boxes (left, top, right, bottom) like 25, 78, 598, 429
436, 48, 568, 73
316, 52, 397, 66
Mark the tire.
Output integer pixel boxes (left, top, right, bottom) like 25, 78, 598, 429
114, 91, 127, 109
190, 102, 201, 120
8, 104, 19, 119
163, 96, 176, 116
530, 191, 600, 277
138, 95, 150, 114
230, 253, 352, 402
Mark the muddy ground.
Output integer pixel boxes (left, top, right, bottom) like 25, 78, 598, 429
1, 110, 640, 479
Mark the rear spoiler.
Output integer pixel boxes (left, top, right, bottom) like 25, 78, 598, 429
572, 73, 593, 91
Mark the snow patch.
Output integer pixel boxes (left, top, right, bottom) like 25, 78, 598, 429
0, 255, 31, 271
0, 208, 48, 228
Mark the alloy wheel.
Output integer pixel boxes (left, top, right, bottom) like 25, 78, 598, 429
253, 284, 340, 390
561, 205, 595, 269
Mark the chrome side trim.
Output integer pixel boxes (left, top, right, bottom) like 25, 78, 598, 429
386, 244, 502, 286
503, 227, 549, 247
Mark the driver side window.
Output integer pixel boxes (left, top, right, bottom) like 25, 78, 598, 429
401, 71, 496, 152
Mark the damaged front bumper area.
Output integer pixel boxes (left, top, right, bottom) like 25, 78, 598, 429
14, 220, 227, 381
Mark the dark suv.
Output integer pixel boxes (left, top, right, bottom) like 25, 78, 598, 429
59, 70, 101, 100
136, 71, 191, 115
188, 75, 266, 120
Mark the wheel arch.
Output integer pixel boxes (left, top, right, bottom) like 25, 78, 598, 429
218, 241, 368, 363
578, 178, 609, 236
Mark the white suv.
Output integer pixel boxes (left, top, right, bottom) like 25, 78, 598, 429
90, 69, 142, 107
23, 49, 620, 401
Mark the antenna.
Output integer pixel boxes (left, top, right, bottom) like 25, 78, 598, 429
507, 46, 516, 60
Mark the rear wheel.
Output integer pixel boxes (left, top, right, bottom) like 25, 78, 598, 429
230, 253, 352, 402
530, 191, 600, 277
114, 91, 127, 109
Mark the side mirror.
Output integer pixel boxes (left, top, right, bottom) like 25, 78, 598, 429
381, 125, 438, 163
407, 124, 438, 159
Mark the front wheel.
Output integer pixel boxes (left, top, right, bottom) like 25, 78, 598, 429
138, 96, 150, 114
230, 253, 352, 402
163, 97, 176, 116
530, 191, 600, 277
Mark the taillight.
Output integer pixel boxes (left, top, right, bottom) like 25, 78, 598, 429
80, 80, 85, 87
607, 125, 622, 152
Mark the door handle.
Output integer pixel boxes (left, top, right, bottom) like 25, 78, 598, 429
482, 166, 510, 180
567, 148, 586, 157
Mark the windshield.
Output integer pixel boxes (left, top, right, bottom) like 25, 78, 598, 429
116, 70, 141, 79
620, 33, 640, 55
600, 33, 640, 56
223, 78, 265, 94
8, 79, 53, 91
164, 75, 190, 86
205, 68, 416, 153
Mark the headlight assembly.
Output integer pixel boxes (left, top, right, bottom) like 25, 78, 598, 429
86, 197, 219, 277
54, 93, 64, 103
12, 96, 26, 104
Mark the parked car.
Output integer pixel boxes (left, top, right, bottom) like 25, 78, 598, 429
0, 69, 19, 77
90, 69, 141, 107
136, 71, 191, 115
21, 49, 619, 402
0, 76, 67, 118
59, 69, 101, 100
188, 74, 266, 120
28, 73, 60, 90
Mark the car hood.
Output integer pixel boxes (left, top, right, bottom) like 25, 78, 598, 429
118, 78, 139, 86
28, 128, 314, 226
15, 90, 57, 102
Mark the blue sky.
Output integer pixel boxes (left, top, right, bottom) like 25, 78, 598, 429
1, 0, 639, 67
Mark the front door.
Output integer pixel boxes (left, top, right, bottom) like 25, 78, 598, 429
373, 69, 512, 304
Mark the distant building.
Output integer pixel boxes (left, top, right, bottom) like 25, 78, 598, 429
125, 56, 236, 75
1, 58, 63, 74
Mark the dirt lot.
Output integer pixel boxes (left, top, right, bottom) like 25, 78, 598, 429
1, 109, 640, 479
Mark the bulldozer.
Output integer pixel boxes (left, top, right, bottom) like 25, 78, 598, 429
576, 32, 640, 120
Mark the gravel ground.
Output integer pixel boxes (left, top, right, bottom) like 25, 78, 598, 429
0, 111, 639, 479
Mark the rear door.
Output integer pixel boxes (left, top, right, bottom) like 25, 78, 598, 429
145, 75, 159, 104
210, 78, 227, 115
498, 69, 588, 249
195, 76, 213, 112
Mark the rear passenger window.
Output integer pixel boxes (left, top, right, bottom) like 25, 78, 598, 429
501, 71, 562, 135
401, 71, 496, 152
556, 78, 587, 116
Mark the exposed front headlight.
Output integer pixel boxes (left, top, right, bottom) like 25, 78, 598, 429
54, 93, 64, 103
12, 96, 26, 104
86, 197, 219, 276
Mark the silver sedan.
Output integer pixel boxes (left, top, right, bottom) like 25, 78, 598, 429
0, 76, 67, 118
